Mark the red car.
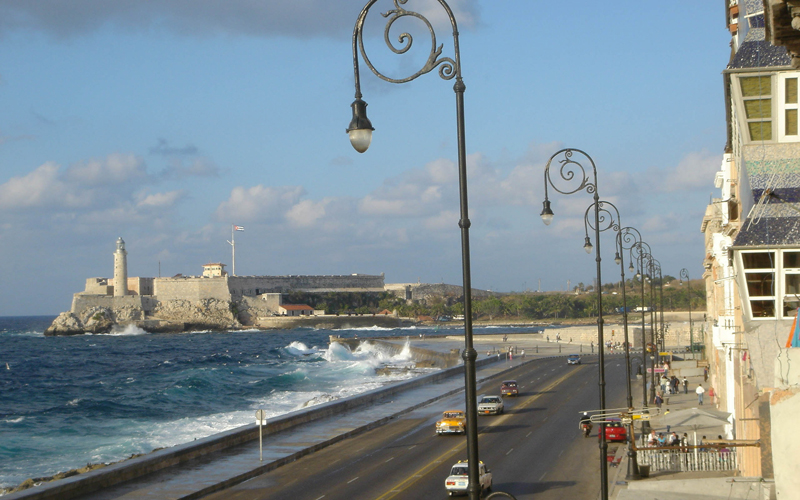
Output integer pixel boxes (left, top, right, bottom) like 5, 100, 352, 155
600, 418, 628, 442
500, 380, 518, 397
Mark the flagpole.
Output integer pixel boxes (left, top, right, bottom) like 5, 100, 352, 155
227, 225, 235, 276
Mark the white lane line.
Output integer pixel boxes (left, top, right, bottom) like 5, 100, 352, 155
408, 445, 417, 450
526, 431, 532, 437
506, 448, 514, 456
386, 457, 395, 463
559, 450, 565, 457
542, 416, 548, 422
539, 472, 547, 481
347, 477, 359, 484
315, 496, 325, 500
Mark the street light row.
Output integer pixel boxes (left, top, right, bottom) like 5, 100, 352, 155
344, 2, 688, 499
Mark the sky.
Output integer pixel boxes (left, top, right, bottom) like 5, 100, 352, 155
0, 1, 731, 316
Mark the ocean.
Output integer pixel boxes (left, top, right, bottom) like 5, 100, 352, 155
1, 316, 488, 490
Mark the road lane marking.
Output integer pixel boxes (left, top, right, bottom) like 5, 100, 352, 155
526, 431, 532, 437
315, 496, 325, 500
408, 445, 416, 450
386, 457, 394, 462
542, 416, 548, 422
539, 472, 547, 481
348, 477, 359, 484
506, 448, 514, 455
375, 367, 581, 500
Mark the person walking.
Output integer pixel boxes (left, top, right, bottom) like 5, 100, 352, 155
696, 384, 706, 405
654, 391, 663, 409
682, 376, 688, 394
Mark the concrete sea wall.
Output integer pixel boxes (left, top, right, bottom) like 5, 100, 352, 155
4, 348, 499, 500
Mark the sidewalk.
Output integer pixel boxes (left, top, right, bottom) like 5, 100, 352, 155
9, 334, 587, 500
607, 353, 760, 500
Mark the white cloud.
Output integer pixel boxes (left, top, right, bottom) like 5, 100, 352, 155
646, 149, 720, 193
64, 153, 147, 186
214, 185, 306, 222
285, 199, 328, 227
0, 162, 90, 210
136, 190, 186, 209
0, 1, 482, 39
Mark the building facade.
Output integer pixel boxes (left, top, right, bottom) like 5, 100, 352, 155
702, 0, 800, 492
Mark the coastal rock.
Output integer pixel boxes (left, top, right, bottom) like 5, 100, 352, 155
80, 307, 115, 334
44, 312, 85, 336
153, 299, 240, 330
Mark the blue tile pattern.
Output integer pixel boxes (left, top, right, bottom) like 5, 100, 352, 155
743, 0, 763, 17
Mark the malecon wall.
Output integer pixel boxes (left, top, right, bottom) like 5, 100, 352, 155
227, 274, 386, 297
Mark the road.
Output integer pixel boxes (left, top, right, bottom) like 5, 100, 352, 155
201, 354, 631, 500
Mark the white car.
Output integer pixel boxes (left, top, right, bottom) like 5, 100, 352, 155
477, 395, 504, 415
445, 461, 492, 497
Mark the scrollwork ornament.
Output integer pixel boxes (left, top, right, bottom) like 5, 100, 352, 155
357, 0, 459, 84
544, 148, 598, 196
585, 200, 620, 234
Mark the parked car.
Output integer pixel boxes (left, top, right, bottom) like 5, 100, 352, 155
444, 460, 492, 496
500, 380, 518, 397
436, 410, 467, 435
567, 354, 581, 365
601, 418, 628, 442
477, 395, 504, 415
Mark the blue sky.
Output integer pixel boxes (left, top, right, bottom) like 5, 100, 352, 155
0, 1, 729, 316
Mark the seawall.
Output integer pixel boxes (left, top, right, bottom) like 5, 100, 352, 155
4, 346, 498, 500
330, 337, 462, 368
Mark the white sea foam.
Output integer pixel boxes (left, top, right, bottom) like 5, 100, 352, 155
284, 341, 320, 357
104, 324, 148, 336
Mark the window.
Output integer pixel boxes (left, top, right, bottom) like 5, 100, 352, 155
739, 249, 800, 319
740, 75, 772, 141
780, 75, 799, 140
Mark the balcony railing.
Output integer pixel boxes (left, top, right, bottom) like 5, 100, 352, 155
637, 445, 737, 472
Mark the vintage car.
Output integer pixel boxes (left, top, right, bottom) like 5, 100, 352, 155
500, 380, 519, 397
444, 460, 492, 496
436, 410, 467, 435
477, 395, 504, 415
567, 354, 581, 365
601, 418, 628, 442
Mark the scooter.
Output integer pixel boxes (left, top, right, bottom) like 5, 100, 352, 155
580, 421, 592, 437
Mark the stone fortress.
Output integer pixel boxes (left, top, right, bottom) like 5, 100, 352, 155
45, 237, 405, 335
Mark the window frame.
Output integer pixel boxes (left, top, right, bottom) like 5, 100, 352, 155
738, 248, 800, 320
732, 71, 800, 145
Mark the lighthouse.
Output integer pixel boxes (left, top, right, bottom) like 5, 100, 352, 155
113, 237, 128, 297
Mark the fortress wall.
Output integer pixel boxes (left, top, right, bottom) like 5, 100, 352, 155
71, 295, 154, 314
154, 278, 231, 302
83, 278, 111, 295
227, 274, 385, 297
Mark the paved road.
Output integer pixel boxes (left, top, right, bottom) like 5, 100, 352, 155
201, 354, 630, 500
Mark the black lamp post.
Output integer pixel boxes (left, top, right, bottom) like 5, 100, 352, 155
347, 3, 481, 499
616, 226, 646, 480
630, 241, 652, 410
540, 148, 609, 500
680, 268, 693, 358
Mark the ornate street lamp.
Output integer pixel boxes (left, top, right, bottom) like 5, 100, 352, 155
616, 226, 647, 480
347, 2, 481, 498
629, 241, 652, 410
540, 148, 610, 499
680, 268, 694, 358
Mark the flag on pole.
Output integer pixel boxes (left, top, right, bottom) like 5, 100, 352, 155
233, 225, 244, 231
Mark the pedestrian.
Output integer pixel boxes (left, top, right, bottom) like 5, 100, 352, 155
647, 430, 658, 446
704, 366, 708, 381
657, 433, 666, 446
681, 432, 689, 452
546, 335, 550, 342
671, 376, 680, 394
521, 349, 525, 358
682, 376, 688, 394
660, 375, 669, 394
669, 432, 680, 446
654, 391, 663, 409
696, 384, 705, 405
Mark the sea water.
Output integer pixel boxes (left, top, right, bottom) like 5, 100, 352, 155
0, 316, 447, 489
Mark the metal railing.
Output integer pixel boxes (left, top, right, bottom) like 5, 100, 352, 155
636, 446, 737, 472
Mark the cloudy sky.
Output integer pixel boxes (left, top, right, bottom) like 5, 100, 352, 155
0, 1, 729, 316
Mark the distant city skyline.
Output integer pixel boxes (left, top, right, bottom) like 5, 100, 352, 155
0, 1, 727, 315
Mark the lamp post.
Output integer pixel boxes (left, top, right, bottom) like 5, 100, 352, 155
540, 148, 610, 500
630, 242, 652, 409
680, 268, 693, 359
347, 3, 481, 499
616, 226, 647, 480
647, 258, 661, 404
